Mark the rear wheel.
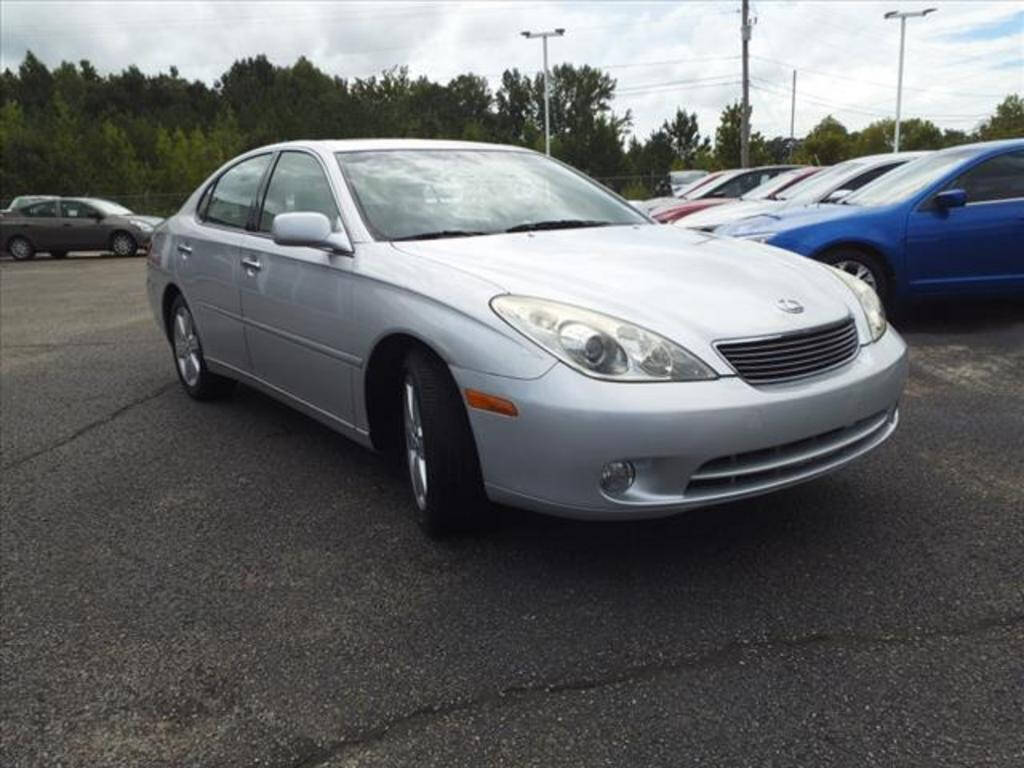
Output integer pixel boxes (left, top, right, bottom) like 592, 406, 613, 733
110, 231, 138, 257
169, 295, 235, 400
820, 248, 890, 306
401, 348, 491, 536
8, 237, 34, 261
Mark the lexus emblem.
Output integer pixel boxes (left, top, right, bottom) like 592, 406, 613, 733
777, 298, 804, 314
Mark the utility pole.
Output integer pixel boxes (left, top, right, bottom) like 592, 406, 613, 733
789, 69, 797, 148
884, 8, 936, 152
740, 0, 751, 168
521, 28, 565, 156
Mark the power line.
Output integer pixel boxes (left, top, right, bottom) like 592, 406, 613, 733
751, 55, 1008, 100
614, 80, 742, 98
617, 74, 742, 95
751, 79, 990, 124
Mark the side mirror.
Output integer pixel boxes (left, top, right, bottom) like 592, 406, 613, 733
825, 188, 852, 203
271, 212, 352, 254
934, 188, 967, 210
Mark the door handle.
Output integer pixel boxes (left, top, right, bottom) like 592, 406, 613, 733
177, 243, 193, 256
241, 256, 262, 272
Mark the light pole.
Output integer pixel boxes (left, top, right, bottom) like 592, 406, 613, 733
884, 8, 936, 152
521, 28, 565, 156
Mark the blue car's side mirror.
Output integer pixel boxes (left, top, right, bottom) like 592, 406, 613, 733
934, 188, 967, 209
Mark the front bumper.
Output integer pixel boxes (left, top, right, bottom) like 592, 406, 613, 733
453, 328, 908, 520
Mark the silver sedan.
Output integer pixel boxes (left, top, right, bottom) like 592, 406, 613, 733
147, 139, 907, 534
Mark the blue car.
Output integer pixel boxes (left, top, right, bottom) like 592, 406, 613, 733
718, 139, 1024, 307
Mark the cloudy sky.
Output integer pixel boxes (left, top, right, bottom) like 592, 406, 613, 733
2, 0, 1021, 140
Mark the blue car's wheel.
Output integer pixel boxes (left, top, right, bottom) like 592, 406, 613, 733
822, 249, 889, 307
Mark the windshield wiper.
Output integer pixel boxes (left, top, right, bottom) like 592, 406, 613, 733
392, 230, 488, 241
504, 219, 614, 233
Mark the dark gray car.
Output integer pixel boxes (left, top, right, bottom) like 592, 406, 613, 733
1, 197, 162, 260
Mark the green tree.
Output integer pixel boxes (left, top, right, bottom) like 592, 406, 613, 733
795, 115, 852, 165
714, 102, 768, 168
977, 94, 1024, 140
661, 108, 708, 167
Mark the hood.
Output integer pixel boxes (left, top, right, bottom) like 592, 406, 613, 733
392, 224, 861, 369
717, 202, 867, 238
677, 199, 783, 230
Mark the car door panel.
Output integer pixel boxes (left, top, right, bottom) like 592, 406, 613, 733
18, 201, 61, 250
175, 219, 251, 373
58, 200, 106, 250
175, 153, 274, 372
905, 151, 1024, 292
238, 236, 357, 424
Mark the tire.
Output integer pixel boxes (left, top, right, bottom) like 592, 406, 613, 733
401, 347, 491, 535
820, 248, 890, 306
110, 231, 138, 257
8, 237, 35, 261
50, 251, 68, 260
168, 295, 236, 400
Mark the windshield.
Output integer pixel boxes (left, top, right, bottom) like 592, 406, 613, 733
774, 160, 866, 203
742, 168, 812, 201
684, 171, 735, 199
335, 149, 646, 240
844, 149, 976, 206
84, 199, 133, 216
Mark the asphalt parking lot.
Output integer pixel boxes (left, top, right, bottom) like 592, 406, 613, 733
2, 255, 1022, 767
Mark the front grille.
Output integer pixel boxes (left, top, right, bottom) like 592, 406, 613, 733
716, 318, 859, 385
685, 409, 894, 502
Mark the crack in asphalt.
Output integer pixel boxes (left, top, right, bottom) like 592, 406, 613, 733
288, 612, 1024, 767
1, 381, 177, 471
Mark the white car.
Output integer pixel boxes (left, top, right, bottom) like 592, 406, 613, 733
679, 152, 928, 231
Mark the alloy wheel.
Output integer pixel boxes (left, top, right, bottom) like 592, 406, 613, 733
833, 259, 878, 292
112, 234, 135, 257
173, 306, 202, 387
403, 377, 428, 511
9, 238, 32, 260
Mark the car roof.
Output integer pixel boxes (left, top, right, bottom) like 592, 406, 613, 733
251, 138, 531, 154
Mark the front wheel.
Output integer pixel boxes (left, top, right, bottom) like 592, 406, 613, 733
169, 295, 235, 400
8, 237, 35, 261
820, 249, 889, 306
401, 348, 491, 535
110, 231, 138, 257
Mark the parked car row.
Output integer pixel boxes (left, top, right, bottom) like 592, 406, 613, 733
633, 141, 1022, 308
710, 141, 1024, 306
1, 197, 163, 260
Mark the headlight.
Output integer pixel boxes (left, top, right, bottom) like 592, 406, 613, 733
131, 220, 154, 232
491, 296, 716, 382
828, 266, 887, 342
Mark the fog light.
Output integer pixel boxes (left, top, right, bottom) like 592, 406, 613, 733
600, 460, 635, 495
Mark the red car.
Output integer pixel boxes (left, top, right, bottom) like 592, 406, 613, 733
653, 165, 799, 223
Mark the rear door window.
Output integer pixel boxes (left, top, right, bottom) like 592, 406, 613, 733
205, 154, 272, 228
23, 200, 58, 217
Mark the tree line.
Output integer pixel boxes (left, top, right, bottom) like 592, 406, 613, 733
1, 51, 1021, 213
